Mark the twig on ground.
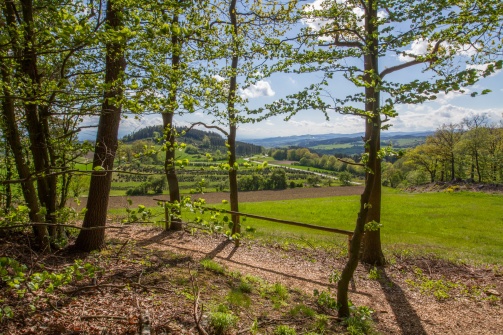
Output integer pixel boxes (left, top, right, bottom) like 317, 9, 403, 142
115, 239, 130, 262
189, 266, 208, 335
81, 315, 128, 320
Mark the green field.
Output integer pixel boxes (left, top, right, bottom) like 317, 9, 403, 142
170, 189, 502, 265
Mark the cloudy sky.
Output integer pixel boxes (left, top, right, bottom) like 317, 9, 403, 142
79, 1, 503, 141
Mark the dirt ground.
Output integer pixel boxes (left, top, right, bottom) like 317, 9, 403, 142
2, 226, 501, 335
92, 186, 365, 210
111, 227, 503, 335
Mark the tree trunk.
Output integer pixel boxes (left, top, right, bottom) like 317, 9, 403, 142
338, 112, 380, 318
228, 0, 240, 239
75, 0, 125, 252
1, 1, 49, 250
163, 11, 182, 231
475, 151, 481, 182
450, 154, 455, 180
359, 2, 385, 266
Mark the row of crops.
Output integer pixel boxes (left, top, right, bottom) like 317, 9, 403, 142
111, 162, 337, 195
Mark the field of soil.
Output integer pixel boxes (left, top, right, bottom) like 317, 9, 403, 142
85, 186, 366, 210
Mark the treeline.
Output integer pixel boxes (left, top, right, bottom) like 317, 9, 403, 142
122, 126, 263, 156
384, 117, 503, 187
268, 147, 365, 176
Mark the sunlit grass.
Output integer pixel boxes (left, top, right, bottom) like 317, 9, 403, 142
180, 188, 503, 265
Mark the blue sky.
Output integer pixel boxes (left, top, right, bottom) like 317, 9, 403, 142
78, 0, 503, 141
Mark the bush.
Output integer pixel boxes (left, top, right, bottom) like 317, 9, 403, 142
339, 171, 353, 186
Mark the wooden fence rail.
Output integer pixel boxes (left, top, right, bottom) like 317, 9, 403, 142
154, 199, 354, 252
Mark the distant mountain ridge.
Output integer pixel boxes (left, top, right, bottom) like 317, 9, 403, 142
244, 131, 433, 148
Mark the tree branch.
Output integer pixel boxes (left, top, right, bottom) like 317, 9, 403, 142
186, 122, 229, 137
381, 40, 442, 78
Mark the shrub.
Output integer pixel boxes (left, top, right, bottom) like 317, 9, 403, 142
339, 171, 353, 186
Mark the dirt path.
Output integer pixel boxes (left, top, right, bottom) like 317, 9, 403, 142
111, 226, 503, 335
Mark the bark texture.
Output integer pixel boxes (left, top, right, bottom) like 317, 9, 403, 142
75, 0, 125, 251
228, 0, 240, 237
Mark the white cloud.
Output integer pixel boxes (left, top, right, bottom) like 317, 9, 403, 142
394, 104, 503, 132
399, 39, 486, 64
398, 39, 429, 62
213, 75, 225, 82
240, 80, 275, 99
433, 89, 471, 104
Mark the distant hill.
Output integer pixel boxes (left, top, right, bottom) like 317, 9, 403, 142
245, 131, 432, 155
122, 125, 264, 156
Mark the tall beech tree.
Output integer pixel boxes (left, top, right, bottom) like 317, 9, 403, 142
75, 0, 127, 251
265, 0, 502, 316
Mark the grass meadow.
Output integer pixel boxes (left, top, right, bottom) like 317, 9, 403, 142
171, 188, 502, 265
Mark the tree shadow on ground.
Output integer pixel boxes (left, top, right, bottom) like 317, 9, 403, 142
134, 229, 186, 247
379, 268, 427, 335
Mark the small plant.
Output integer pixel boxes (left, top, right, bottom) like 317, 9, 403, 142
227, 289, 251, 308
274, 325, 297, 335
367, 267, 380, 280
289, 304, 316, 318
262, 282, 289, 309
345, 304, 375, 335
313, 289, 338, 311
208, 311, 238, 335
313, 314, 329, 333
200, 259, 226, 275
238, 279, 253, 294
405, 267, 458, 301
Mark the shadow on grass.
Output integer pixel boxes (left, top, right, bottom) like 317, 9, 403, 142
379, 269, 427, 335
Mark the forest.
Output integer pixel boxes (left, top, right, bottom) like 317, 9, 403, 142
0, 0, 502, 334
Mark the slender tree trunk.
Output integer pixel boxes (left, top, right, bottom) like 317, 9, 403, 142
3, 142, 12, 210
1, 0, 49, 249
228, 0, 240, 238
75, 0, 125, 251
19, 0, 60, 242
450, 153, 455, 180
163, 11, 182, 230
338, 115, 380, 318
475, 151, 482, 182
360, 1, 385, 266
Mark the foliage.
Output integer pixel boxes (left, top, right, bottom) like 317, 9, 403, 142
273, 325, 297, 335
313, 289, 338, 311
123, 201, 153, 224
367, 267, 381, 280
200, 259, 226, 275
0, 257, 99, 319
339, 171, 353, 186
405, 267, 459, 301
344, 305, 375, 335
208, 311, 238, 335
126, 176, 167, 196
